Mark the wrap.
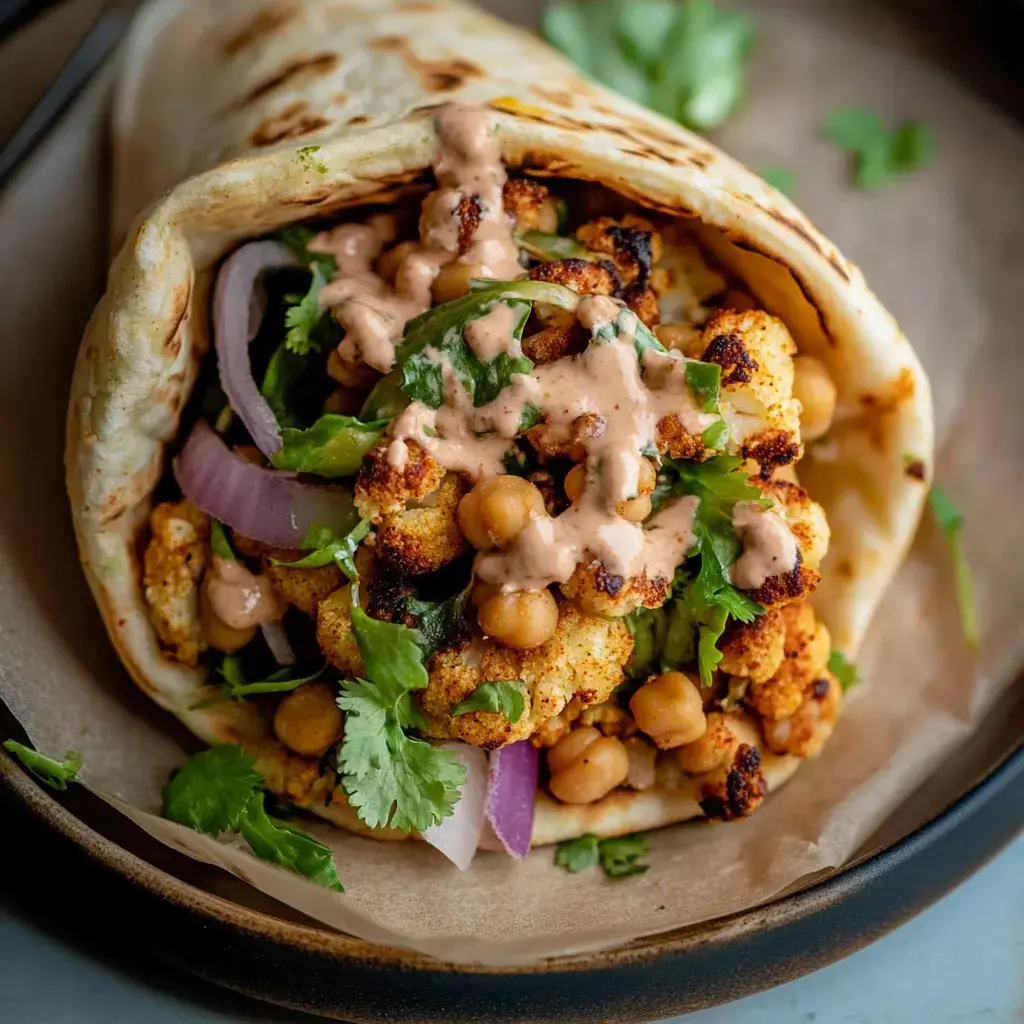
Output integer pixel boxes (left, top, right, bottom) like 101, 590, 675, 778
66, 0, 933, 849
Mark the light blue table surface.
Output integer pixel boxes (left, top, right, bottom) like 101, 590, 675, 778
2, 831, 1021, 1023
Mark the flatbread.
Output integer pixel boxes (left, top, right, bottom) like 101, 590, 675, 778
66, 0, 933, 845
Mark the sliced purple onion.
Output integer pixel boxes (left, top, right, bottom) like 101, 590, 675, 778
175, 420, 357, 548
485, 740, 539, 859
422, 742, 488, 870
261, 620, 296, 666
214, 240, 300, 456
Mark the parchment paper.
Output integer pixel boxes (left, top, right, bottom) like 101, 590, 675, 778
1, 0, 1022, 966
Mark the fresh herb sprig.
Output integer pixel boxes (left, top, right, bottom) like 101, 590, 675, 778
452, 681, 527, 724
274, 520, 372, 580
824, 107, 933, 190
827, 650, 859, 691
555, 832, 651, 878
269, 414, 389, 478
276, 226, 338, 355
162, 745, 343, 890
929, 486, 978, 649
3, 740, 81, 791
209, 656, 326, 703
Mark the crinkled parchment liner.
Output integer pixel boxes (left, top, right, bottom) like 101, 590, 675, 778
1, 0, 1022, 967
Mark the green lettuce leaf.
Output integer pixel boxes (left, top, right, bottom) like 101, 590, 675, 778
269, 414, 388, 478
274, 519, 371, 580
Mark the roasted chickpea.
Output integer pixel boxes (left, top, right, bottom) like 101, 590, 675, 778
478, 589, 559, 650
564, 463, 587, 504
470, 579, 501, 607
272, 683, 343, 758
375, 240, 419, 284
616, 458, 657, 522
623, 736, 658, 790
654, 322, 703, 357
630, 671, 707, 749
793, 355, 837, 442
674, 712, 738, 774
547, 726, 601, 773
458, 475, 546, 550
548, 735, 630, 804
535, 197, 560, 233
431, 260, 488, 304
199, 583, 257, 653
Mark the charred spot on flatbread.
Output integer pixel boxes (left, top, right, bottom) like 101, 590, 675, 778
236, 53, 339, 107
221, 4, 299, 57
250, 102, 331, 146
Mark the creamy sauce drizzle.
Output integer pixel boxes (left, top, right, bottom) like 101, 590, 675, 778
465, 302, 523, 361
206, 556, 283, 631
730, 501, 799, 589
316, 103, 521, 374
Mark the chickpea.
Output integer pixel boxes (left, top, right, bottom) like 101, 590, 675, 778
458, 475, 546, 550
623, 736, 658, 790
629, 671, 707, 749
536, 196, 560, 234
431, 260, 488, 304
564, 463, 587, 504
792, 355, 837, 442
674, 713, 738, 774
548, 735, 630, 804
478, 589, 559, 650
547, 726, 601, 773
375, 240, 419, 284
272, 682, 343, 758
615, 458, 657, 522
654, 322, 703, 357
199, 583, 257, 653
470, 579, 500, 607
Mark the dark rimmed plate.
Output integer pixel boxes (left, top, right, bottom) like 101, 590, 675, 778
2, 0, 1024, 1020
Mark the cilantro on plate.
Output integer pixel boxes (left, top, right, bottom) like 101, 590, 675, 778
823, 107, 934, 190
274, 519, 372, 581
929, 485, 978, 649
162, 744, 343, 890
452, 681, 526, 724
207, 655, 326, 703
269, 414, 388, 478
555, 831, 650, 878
827, 650, 859, 691
542, 0, 754, 132
335, 600, 467, 832
3, 740, 81, 791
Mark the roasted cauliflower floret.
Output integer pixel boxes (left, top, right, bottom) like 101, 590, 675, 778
759, 478, 830, 572
316, 586, 365, 677
421, 603, 632, 748
521, 307, 585, 364
762, 672, 842, 758
354, 439, 445, 521
624, 284, 660, 328
653, 229, 727, 325
561, 561, 671, 618
699, 309, 803, 476
574, 215, 663, 287
529, 257, 617, 296
262, 558, 344, 616
376, 473, 469, 575
503, 178, 559, 233
719, 607, 787, 684
143, 499, 209, 666
246, 738, 335, 807
748, 601, 830, 721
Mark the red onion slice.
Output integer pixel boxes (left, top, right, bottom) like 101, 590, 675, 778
422, 742, 488, 870
214, 240, 300, 456
176, 420, 357, 548
260, 620, 296, 666
485, 740, 539, 859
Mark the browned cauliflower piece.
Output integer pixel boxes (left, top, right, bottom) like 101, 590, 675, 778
699, 309, 803, 477
262, 559, 344, 616
421, 603, 632, 749
625, 284, 660, 328
521, 307, 585, 364
316, 586, 365, 677
719, 607, 787, 684
574, 215, 663, 287
246, 737, 335, 807
529, 257, 617, 296
748, 601, 830, 721
376, 473, 469, 576
561, 560, 671, 618
655, 415, 708, 461
503, 178, 558, 233
761, 672, 842, 758
143, 500, 209, 666
653, 228, 728, 325
759, 477, 831, 572
354, 440, 445, 521
525, 411, 602, 463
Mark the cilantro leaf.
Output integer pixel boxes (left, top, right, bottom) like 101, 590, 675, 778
760, 166, 796, 196
350, 601, 429, 693
210, 520, 236, 561
260, 341, 308, 429
403, 586, 472, 659
516, 231, 598, 262
360, 370, 410, 422
452, 680, 526, 723
684, 360, 721, 412
543, 0, 754, 133
701, 419, 730, 449
269, 414, 388, 478
274, 519, 371, 580
555, 833, 601, 872
824, 107, 934, 190
208, 655, 326, 702
827, 650, 859, 691
555, 831, 651, 878
930, 486, 978, 649
296, 145, 328, 174
276, 225, 336, 276
3, 740, 81, 791
598, 832, 651, 878
162, 744, 342, 890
